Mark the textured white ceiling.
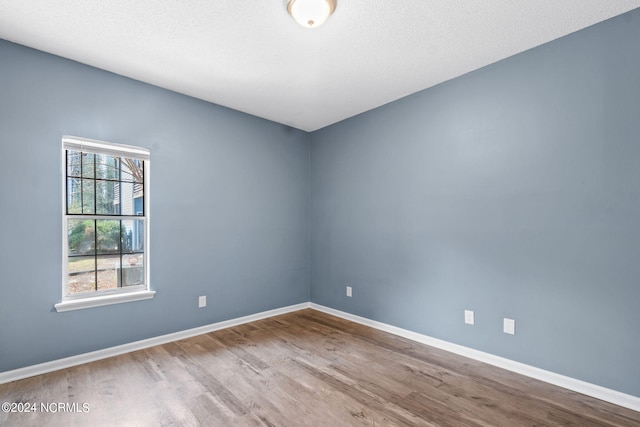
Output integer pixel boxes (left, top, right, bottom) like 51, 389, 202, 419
1, 1, 639, 131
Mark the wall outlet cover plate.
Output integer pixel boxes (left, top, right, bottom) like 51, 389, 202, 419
464, 310, 474, 325
504, 318, 515, 335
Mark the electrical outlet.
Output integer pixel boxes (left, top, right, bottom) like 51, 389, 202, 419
198, 295, 206, 308
346, 286, 352, 297
464, 310, 474, 325
503, 318, 515, 335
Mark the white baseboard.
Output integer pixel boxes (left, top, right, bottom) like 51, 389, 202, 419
2, 301, 638, 413
0, 302, 310, 385
310, 303, 640, 413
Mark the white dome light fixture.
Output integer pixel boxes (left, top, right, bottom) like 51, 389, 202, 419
287, 0, 337, 28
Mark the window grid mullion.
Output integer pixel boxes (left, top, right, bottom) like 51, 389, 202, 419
65, 151, 68, 215
80, 152, 84, 215
119, 158, 123, 287
119, 158, 122, 216
93, 219, 98, 292
94, 155, 97, 291
119, 220, 123, 288
141, 161, 145, 216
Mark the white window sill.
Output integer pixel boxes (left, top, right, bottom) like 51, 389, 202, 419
55, 290, 156, 312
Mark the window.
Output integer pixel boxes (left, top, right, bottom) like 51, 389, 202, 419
55, 136, 154, 312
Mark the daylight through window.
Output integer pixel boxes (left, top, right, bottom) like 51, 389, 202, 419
62, 136, 150, 300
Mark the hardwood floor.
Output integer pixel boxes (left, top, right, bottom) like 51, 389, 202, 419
1, 309, 639, 426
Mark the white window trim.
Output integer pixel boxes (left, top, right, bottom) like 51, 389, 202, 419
57, 135, 153, 312
55, 290, 156, 312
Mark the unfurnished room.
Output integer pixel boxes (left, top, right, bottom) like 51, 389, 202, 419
1, 1, 640, 426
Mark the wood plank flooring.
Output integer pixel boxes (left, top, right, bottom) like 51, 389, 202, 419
1, 309, 639, 426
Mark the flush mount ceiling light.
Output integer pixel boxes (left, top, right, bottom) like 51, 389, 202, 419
287, 0, 337, 28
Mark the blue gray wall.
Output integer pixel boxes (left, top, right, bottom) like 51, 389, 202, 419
310, 9, 640, 397
0, 39, 310, 372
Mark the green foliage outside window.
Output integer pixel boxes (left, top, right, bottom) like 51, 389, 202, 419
68, 220, 122, 255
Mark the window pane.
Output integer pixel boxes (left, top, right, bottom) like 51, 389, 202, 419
68, 220, 95, 256
96, 220, 121, 254
97, 255, 120, 291
68, 256, 95, 295
82, 179, 95, 214
134, 185, 144, 215
96, 180, 119, 215
67, 151, 82, 177
67, 178, 82, 214
121, 219, 144, 253
121, 254, 144, 287
96, 154, 120, 180
121, 158, 143, 183
118, 181, 143, 215
82, 153, 95, 178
